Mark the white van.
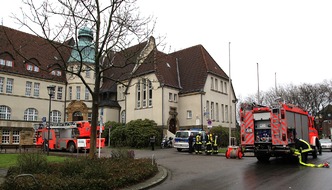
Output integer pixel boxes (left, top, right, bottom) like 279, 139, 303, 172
173, 130, 206, 152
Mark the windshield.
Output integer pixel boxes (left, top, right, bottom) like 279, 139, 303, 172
176, 132, 189, 138
320, 139, 331, 143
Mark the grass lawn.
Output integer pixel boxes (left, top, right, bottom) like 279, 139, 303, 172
0, 154, 68, 168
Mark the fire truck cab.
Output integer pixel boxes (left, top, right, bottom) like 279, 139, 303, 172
36, 121, 105, 153
240, 102, 321, 162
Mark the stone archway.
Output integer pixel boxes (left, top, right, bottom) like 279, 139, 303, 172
73, 111, 83, 121
66, 101, 89, 121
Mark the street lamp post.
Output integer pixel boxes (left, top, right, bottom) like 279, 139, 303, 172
47, 85, 56, 156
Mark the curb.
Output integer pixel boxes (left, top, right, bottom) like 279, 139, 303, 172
122, 165, 168, 190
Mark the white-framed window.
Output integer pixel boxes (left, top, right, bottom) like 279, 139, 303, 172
174, 94, 177, 102
206, 101, 210, 119
142, 79, 147, 107
211, 102, 214, 120
136, 80, 141, 108
69, 86, 72, 100
34, 66, 39, 72
187, 110, 192, 119
6, 60, 13, 67
76, 86, 81, 100
12, 130, 20, 144
220, 80, 223, 93
121, 110, 126, 124
211, 77, 214, 89
24, 108, 38, 121
56, 70, 61, 76
51, 70, 56, 75
25, 81, 32, 96
0, 77, 4, 93
215, 78, 218, 91
169, 93, 173, 101
216, 103, 219, 121
51, 110, 61, 123
6, 78, 13, 93
85, 87, 89, 100
57, 86, 63, 100
0, 59, 5, 65
0, 105, 11, 120
148, 80, 152, 107
1, 130, 10, 144
224, 82, 227, 93
33, 83, 40, 97
136, 79, 153, 108
27, 64, 33, 71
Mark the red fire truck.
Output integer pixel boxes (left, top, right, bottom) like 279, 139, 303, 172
240, 102, 321, 162
35, 121, 105, 153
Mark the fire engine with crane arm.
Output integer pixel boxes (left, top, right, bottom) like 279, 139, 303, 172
35, 121, 105, 153
240, 101, 322, 162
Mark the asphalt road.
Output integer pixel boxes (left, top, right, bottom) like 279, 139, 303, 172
131, 149, 332, 190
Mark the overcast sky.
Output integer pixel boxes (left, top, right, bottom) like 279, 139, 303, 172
2, 0, 332, 100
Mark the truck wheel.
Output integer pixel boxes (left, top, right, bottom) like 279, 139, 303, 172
256, 155, 270, 162
312, 146, 318, 159
68, 142, 76, 153
177, 148, 182, 152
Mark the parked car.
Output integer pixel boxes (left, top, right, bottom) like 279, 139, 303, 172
319, 138, 332, 152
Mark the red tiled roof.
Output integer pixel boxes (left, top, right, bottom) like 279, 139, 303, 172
101, 42, 229, 95
0, 26, 70, 83
170, 45, 229, 94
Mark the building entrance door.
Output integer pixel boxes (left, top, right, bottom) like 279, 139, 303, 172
73, 111, 83, 121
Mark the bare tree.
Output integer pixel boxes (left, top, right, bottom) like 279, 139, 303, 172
12, 0, 156, 158
254, 81, 332, 117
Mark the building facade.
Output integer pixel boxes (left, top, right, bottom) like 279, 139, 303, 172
0, 25, 236, 146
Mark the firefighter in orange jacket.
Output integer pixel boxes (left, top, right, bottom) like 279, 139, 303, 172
195, 133, 202, 154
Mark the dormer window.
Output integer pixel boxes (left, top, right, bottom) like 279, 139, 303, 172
27, 64, 33, 71
0, 59, 13, 67
34, 66, 39, 72
26, 64, 39, 72
51, 70, 62, 76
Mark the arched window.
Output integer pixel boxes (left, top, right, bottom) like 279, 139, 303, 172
0, 105, 11, 120
51, 110, 61, 123
24, 108, 38, 121
121, 110, 126, 124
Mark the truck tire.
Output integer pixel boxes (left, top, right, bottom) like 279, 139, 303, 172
256, 155, 270, 162
68, 142, 76, 153
312, 146, 318, 159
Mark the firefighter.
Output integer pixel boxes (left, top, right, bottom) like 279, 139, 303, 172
293, 138, 329, 168
195, 132, 202, 154
212, 134, 218, 154
205, 133, 213, 155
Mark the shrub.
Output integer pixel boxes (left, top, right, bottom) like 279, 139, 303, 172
109, 119, 162, 148
16, 152, 48, 174
1, 155, 158, 190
